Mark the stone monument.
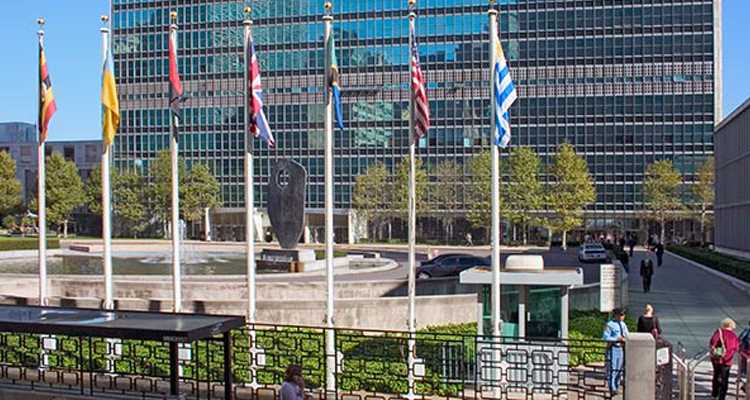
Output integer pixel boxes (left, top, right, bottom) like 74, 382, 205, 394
259, 159, 316, 271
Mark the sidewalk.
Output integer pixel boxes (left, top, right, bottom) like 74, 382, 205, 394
628, 249, 750, 355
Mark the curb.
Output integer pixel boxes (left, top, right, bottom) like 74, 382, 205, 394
667, 250, 750, 295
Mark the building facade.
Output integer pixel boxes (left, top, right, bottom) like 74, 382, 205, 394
714, 98, 750, 260
111, 0, 720, 241
0, 121, 103, 235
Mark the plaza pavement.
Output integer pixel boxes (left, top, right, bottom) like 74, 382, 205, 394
627, 248, 750, 356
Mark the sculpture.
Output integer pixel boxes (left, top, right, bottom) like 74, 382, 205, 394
267, 159, 307, 249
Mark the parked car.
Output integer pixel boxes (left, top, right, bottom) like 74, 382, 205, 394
577, 243, 609, 263
416, 254, 490, 279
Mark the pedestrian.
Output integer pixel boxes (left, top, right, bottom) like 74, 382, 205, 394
709, 318, 740, 400
628, 236, 636, 257
739, 320, 750, 380
620, 251, 630, 273
465, 232, 473, 246
640, 258, 654, 293
655, 242, 665, 267
603, 308, 629, 395
637, 304, 662, 339
281, 364, 311, 400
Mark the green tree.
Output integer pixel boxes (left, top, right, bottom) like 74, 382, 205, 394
466, 151, 510, 243
506, 147, 544, 245
85, 164, 104, 215
692, 157, 714, 245
148, 149, 186, 236
113, 169, 149, 238
44, 152, 86, 237
393, 157, 428, 221
431, 160, 462, 240
466, 152, 491, 232
0, 151, 22, 218
353, 162, 391, 240
644, 159, 684, 243
548, 143, 596, 251
183, 163, 222, 223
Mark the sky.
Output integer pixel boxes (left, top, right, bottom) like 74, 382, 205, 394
0, 1, 748, 141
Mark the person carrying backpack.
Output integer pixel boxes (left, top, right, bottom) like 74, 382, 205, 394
739, 320, 750, 379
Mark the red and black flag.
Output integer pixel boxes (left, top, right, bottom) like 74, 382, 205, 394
38, 35, 57, 143
168, 28, 184, 119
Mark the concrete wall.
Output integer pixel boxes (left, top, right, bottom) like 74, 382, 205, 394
715, 98, 750, 258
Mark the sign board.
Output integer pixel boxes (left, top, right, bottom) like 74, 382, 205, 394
656, 347, 670, 366
600, 264, 621, 312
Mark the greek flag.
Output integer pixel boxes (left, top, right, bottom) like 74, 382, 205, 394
493, 39, 517, 148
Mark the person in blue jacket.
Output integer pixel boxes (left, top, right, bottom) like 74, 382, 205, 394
603, 308, 629, 395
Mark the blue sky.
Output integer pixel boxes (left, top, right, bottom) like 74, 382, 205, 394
0, 1, 748, 141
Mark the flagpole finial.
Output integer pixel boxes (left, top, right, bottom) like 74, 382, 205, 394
244, 6, 252, 16
323, 1, 333, 18
244, 6, 252, 25
170, 11, 178, 23
101, 15, 109, 23
37, 17, 45, 27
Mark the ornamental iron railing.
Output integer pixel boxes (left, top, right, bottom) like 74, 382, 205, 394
0, 323, 620, 399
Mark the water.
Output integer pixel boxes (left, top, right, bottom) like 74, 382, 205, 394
0, 254, 266, 275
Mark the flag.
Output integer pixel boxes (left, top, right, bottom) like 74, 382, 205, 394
168, 29, 184, 119
409, 19, 429, 141
101, 46, 120, 146
493, 37, 517, 148
38, 36, 57, 143
245, 28, 275, 147
326, 33, 344, 129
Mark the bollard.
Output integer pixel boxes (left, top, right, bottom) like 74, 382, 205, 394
625, 333, 656, 400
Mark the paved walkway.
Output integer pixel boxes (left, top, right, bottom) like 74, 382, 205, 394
628, 249, 750, 356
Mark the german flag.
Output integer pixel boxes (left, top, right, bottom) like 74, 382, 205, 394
38, 35, 57, 143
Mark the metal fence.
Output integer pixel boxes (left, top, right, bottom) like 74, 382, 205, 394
0, 323, 619, 399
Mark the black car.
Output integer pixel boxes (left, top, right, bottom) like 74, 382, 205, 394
416, 254, 490, 279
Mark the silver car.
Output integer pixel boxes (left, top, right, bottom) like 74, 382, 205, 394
577, 243, 609, 263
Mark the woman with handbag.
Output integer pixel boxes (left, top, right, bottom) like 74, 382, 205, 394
637, 304, 662, 338
709, 318, 740, 400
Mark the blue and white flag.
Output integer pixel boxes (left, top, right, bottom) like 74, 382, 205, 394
493, 38, 517, 148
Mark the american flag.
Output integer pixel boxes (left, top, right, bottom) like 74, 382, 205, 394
409, 18, 429, 141
245, 29, 275, 147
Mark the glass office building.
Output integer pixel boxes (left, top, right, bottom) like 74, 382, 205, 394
112, 0, 720, 240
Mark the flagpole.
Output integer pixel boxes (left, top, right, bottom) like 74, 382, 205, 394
406, 1, 418, 398
323, 2, 337, 397
100, 15, 114, 310
242, 6, 260, 390
488, 0, 502, 338
169, 11, 182, 313
36, 18, 48, 307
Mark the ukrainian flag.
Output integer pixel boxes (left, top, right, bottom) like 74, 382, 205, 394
101, 47, 119, 146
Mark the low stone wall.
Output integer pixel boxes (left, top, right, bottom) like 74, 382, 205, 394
0, 293, 478, 331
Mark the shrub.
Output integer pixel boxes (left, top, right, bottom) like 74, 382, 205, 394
667, 245, 750, 283
0, 237, 60, 252
2, 215, 16, 230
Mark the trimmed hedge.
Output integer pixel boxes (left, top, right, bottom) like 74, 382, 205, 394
667, 244, 750, 283
0, 237, 60, 252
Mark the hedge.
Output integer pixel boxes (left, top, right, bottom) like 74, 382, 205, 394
667, 245, 750, 283
0, 237, 60, 252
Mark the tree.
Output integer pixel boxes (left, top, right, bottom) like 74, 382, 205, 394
466, 152, 491, 232
0, 151, 22, 218
506, 147, 544, 245
393, 157, 428, 221
85, 164, 104, 215
148, 149, 186, 236
183, 163, 222, 223
44, 152, 86, 237
644, 159, 684, 243
692, 157, 714, 245
548, 143, 595, 251
431, 160, 462, 240
353, 162, 391, 240
113, 169, 149, 238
